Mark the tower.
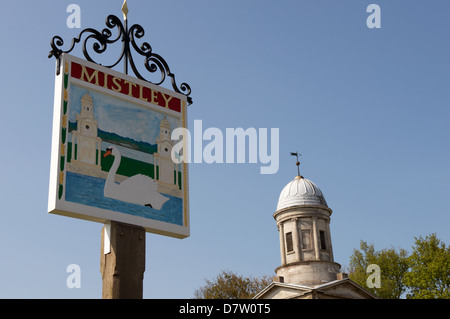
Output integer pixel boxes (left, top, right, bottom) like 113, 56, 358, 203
274, 172, 341, 285
254, 158, 377, 299
254, 156, 377, 299
271, 152, 341, 285
71, 91, 102, 171
154, 117, 180, 195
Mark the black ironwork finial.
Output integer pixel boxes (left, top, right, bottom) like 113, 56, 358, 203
48, 3, 192, 104
290, 152, 302, 177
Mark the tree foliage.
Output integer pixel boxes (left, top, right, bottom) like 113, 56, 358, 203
348, 240, 409, 299
193, 270, 272, 299
403, 234, 450, 299
348, 233, 449, 299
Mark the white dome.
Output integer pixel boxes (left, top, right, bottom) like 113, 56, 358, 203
276, 175, 328, 211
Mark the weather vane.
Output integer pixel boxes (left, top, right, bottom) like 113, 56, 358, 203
290, 152, 302, 177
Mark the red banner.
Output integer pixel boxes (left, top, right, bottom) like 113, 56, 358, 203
71, 62, 181, 113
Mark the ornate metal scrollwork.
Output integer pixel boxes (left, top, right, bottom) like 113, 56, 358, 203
48, 14, 192, 104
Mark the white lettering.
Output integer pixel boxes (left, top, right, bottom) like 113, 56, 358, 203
366, 264, 381, 288
170, 120, 280, 174
258, 128, 279, 175
171, 127, 191, 164
366, 4, 381, 29
66, 264, 81, 288
194, 119, 203, 164
66, 4, 81, 29
203, 127, 224, 164
226, 127, 258, 164
179, 303, 214, 317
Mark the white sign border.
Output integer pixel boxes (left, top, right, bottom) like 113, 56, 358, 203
48, 54, 189, 239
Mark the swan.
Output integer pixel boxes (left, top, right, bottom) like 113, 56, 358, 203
103, 145, 169, 210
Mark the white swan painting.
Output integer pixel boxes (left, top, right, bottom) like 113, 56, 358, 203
103, 145, 169, 210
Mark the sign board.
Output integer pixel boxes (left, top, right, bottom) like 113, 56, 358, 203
48, 54, 189, 239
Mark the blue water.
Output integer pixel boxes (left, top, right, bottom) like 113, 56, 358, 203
65, 172, 183, 225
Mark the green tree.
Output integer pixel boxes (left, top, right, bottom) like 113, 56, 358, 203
193, 270, 272, 299
348, 240, 409, 299
403, 233, 450, 299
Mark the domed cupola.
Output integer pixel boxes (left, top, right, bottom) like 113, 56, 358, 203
273, 154, 341, 286
276, 175, 328, 211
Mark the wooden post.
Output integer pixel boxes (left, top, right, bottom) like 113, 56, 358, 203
100, 221, 146, 299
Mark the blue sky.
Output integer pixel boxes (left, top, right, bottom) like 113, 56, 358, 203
0, 0, 449, 298
69, 84, 179, 145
